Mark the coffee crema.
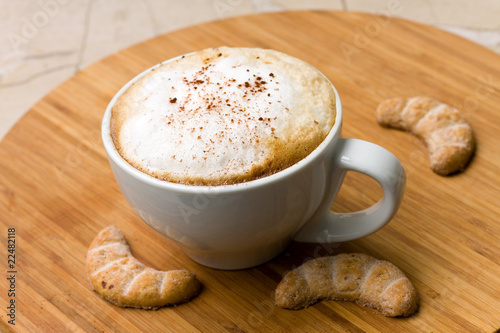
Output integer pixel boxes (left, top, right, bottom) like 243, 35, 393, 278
110, 47, 336, 185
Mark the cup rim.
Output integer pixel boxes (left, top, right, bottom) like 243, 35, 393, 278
101, 51, 343, 194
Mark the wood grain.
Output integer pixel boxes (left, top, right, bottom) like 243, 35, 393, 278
1, 11, 499, 332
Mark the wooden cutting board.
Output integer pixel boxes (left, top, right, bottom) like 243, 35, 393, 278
1, 11, 499, 332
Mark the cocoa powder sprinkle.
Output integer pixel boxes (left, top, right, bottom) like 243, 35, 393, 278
149, 52, 295, 177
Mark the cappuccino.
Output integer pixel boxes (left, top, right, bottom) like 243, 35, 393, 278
110, 47, 336, 185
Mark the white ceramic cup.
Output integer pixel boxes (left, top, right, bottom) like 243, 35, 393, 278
101, 56, 406, 270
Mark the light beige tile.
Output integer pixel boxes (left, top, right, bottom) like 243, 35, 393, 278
251, 0, 284, 12
1, 0, 87, 85
345, 0, 499, 30
78, 0, 156, 69
428, 0, 500, 30
0, 0, 87, 140
145, 0, 254, 33
0, 66, 76, 141
1, 50, 77, 85
271, 0, 343, 11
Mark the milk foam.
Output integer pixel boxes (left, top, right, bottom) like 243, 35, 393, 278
111, 47, 336, 185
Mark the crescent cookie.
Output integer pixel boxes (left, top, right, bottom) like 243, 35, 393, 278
86, 225, 202, 309
376, 96, 475, 176
275, 253, 419, 317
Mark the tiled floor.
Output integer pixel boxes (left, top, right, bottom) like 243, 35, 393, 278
1, 0, 499, 141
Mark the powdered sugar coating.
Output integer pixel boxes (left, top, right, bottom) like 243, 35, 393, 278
111, 47, 336, 185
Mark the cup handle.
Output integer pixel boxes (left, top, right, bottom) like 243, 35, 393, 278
293, 138, 406, 243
